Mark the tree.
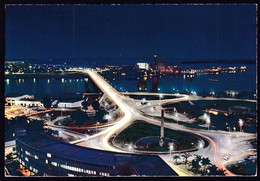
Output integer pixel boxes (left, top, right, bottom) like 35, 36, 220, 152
92, 100, 100, 111
201, 157, 211, 175
70, 110, 89, 127
194, 154, 202, 162
81, 100, 90, 112
95, 109, 108, 123
42, 97, 52, 109
173, 155, 180, 165
182, 153, 192, 167
207, 165, 225, 175
191, 159, 201, 174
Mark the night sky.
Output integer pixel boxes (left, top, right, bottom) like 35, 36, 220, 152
5, 5, 256, 64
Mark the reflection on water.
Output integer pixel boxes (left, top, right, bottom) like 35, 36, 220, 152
5, 64, 256, 95
5, 78, 87, 95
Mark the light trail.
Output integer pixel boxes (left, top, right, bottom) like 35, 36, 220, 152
67, 69, 255, 176
70, 70, 133, 153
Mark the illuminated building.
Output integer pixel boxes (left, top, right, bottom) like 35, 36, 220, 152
153, 55, 165, 72
5, 95, 43, 107
15, 131, 177, 176
137, 63, 149, 70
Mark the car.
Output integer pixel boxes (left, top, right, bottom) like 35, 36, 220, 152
223, 153, 232, 161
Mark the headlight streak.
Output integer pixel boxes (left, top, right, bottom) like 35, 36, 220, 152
70, 70, 132, 153
68, 69, 255, 176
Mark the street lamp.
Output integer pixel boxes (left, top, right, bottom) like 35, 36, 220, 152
45, 113, 50, 121
169, 142, 174, 157
61, 108, 65, 117
96, 122, 100, 133
238, 119, 243, 132
203, 113, 210, 130
233, 127, 236, 132
226, 122, 230, 132
141, 98, 146, 105
175, 113, 179, 124
198, 141, 203, 149
104, 114, 112, 122
128, 144, 133, 153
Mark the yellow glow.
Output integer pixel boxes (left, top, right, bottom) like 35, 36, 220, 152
208, 110, 218, 115
70, 70, 133, 153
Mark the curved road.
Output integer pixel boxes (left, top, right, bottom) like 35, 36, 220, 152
66, 69, 256, 176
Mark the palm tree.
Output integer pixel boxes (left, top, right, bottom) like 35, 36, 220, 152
201, 157, 211, 175
173, 155, 180, 165
194, 154, 202, 162
81, 100, 90, 112
191, 159, 201, 174
92, 100, 100, 111
182, 153, 191, 167
207, 164, 225, 175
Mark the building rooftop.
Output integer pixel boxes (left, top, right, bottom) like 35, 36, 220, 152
17, 132, 118, 165
19, 98, 42, 102
16, 131, 178, 176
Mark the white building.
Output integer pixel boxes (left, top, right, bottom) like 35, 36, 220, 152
57, 100, 84, 108
137, 63, 149, 70
5, 140, 16, 156
5, 94, 43, 107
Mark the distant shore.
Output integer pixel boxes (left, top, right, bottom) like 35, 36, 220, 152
5, 72, 87, 79
181, 60, 255, 64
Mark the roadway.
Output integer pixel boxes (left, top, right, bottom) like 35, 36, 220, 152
61, 69, 256, 176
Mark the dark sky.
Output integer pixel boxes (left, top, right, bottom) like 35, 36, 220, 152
5, 5, 256, 64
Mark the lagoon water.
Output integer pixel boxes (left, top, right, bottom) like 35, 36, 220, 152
5, 64, 256, 95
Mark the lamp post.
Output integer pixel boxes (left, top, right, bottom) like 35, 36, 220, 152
169, 142, 174, 158
198, 141, 203, 149
203, 113, 210, 130
128, 144, 133, 153
96, 122, 100, 133
141, 98, 146, 105
226, 122, 230, 132
104, 114, 112, 122
206, 117, 210, 130
238, 119, 243, 132
45, 113, 50, 121
175, 113, 178, 124
173, 107, 178, 124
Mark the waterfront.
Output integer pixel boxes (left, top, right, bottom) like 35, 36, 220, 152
5, 64, 256, 95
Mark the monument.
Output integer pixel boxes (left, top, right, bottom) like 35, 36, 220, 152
159, 109, 164, 147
